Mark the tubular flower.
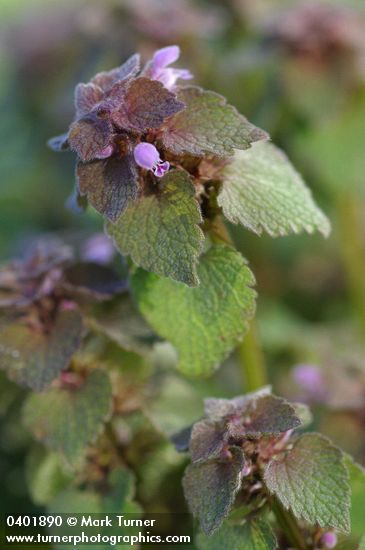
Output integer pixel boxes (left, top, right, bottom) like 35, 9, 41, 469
145, 45, 193, 90
133, 142, 170, 178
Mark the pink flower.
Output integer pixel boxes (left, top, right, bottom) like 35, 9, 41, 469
292, 363, 327, 402
321, 531, 337, 549
147, 45, 193, 90
81, 233, 115, 265
293, 364, 324, 389
133, 142, 170, 178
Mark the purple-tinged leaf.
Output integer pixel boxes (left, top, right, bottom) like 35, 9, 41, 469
171, 425, 193, 453
62, 262, 126, 299
74, 83, 103, 117
264, 433, 351, 533
111, 77, 185, 132
183, 447, 244, 535
22, 237, 73, 278
0, 309, 83, 391
227, 395, 301, 439
190, 420, 228, 463
76, 155, 139, 222
0, 239, 73, 309
161, 86, 268, 157
90, 53, 141, 91
47, 133, 69, 152
68, 114, 113, 162
204, 387, 272, 420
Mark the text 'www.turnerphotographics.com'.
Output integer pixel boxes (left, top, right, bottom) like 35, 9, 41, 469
3, 514, 194, 546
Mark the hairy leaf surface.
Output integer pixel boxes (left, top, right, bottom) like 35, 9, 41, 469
218, 142, 330, 237
228, 395, 301, 438
69, 115, 113, 162
183, 447, 244, 535
112, 78, 185, 132
91, 53, 141, 90
74, 83, 103, 118
106, 170, 204, 286
264, 433, 350, 533
77, 155, 139, 222
161, 87, 267, 157
190, 420, 227, 463
132, 245, 256, 376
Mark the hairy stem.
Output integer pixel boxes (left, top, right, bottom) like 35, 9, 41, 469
272, 498, 308, 550
238, 321, 267, 391
335, 192, 365, 338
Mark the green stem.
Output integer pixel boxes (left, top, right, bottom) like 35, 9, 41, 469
335, 193, 365, 338
238, 321, 267, 391
272, 498, 308, 550
210, 216, 268, 392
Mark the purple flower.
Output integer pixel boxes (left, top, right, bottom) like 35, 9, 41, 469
81, 233, 115, 265
321, 531, 337, 549
133, 142, 170, 178
147, 45, 193, 90
293, 364, 324, 388
292, 363, 327, 402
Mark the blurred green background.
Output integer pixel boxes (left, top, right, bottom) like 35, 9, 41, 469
1, 0, 365, 538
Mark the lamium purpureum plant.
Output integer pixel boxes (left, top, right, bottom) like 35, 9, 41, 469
1, 45, 364, 549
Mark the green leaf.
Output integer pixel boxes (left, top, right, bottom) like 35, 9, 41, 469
344, 455, 365, 538
0, 309, 83, 391
161, 87, 268, 157
26, 447, 72, 505
76, 154, 139, 222
264, 433, 350, 533
359, 534, 365, 550
218, 142, 330, 237
197, 519, 277, 550
132, 245, 256, 376
23, 370, 112, 465
102, 467, 138, 513
183, 447, 245, 535
106, 169, 204, 286
48, 467, 142, 550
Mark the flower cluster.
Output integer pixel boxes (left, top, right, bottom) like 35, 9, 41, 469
0, 236, 125, 391
49, 45, 191, 177
49, 44, 267, 227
